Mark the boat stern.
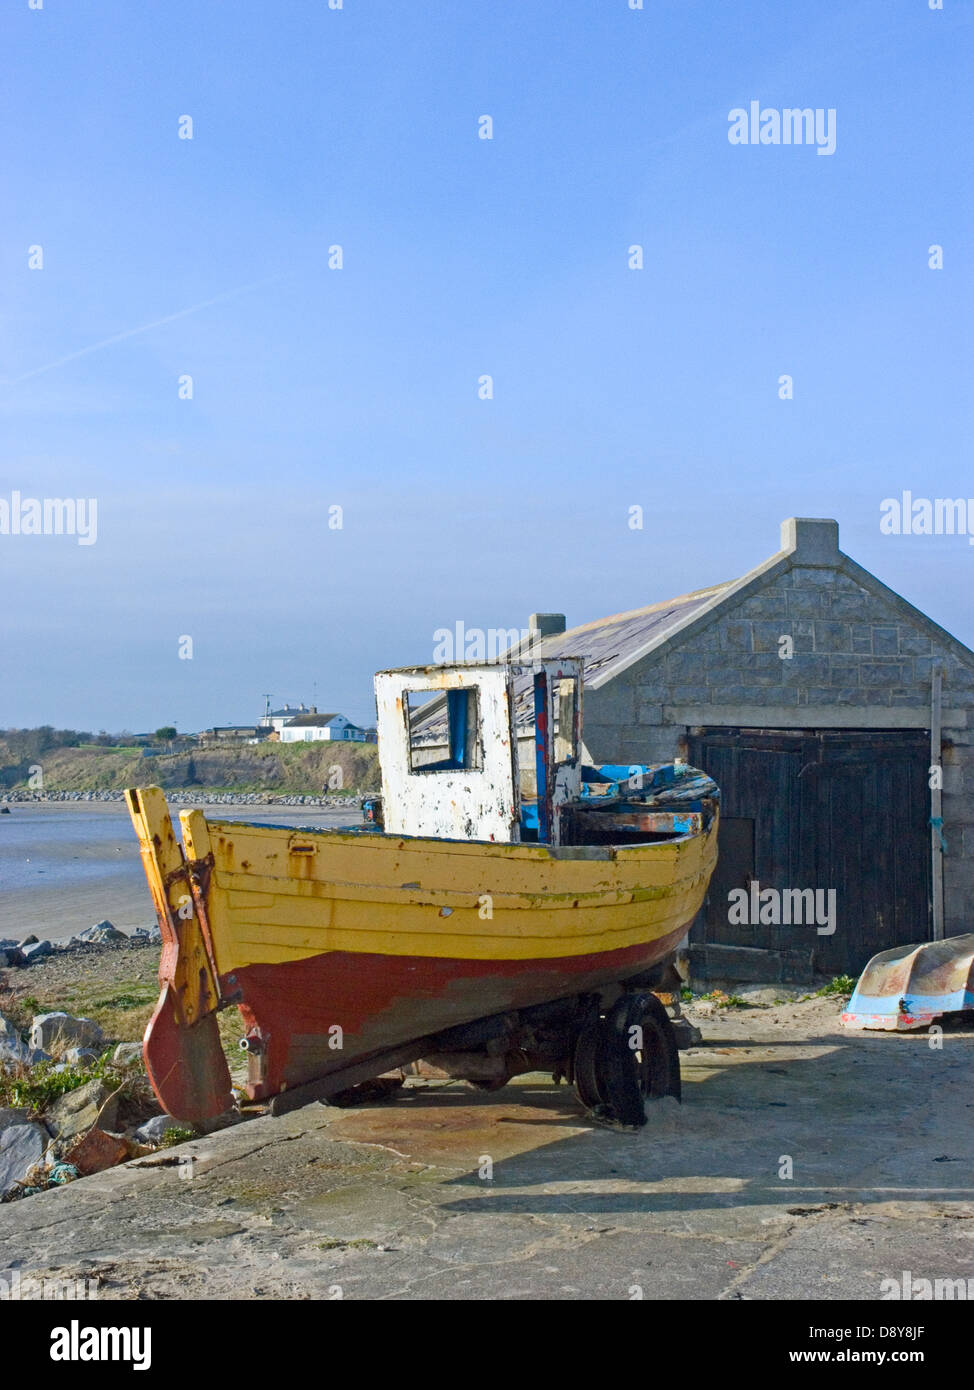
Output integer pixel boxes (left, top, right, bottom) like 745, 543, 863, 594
125, 786, 234, 1121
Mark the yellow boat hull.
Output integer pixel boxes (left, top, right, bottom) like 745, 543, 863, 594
126, 787, 719, 1119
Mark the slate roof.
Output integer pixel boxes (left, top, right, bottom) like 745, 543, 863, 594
284, 713, 345, 728
523, 583, 732, 686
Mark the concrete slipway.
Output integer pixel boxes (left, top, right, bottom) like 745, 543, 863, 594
1, 996, 972, 1301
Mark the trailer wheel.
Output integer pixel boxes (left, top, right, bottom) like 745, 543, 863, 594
621, 992, 681, 1104
572, 1018, 604, 1110
575, 993, 681, 1128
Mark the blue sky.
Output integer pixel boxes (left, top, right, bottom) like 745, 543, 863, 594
2, 0, 971, 731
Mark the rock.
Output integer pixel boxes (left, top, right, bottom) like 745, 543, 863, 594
735, 987, 787, 1006
30, 1012, 103, 1052
0, 1123, 48, 1196
130, 924, 162, 946
64, 1048, 100, 1066
133, 1115, 179, 1144
64, 1127, 130, 1177
0, 1034, 30, 1061
112, 1042, 143, 1068
18, 934, 38, 947
0, 1107, 30, 1135
21, 940, 52, 963
77, 921, 127, 944
0, 1043, 52, 1065
0, 1023, 50, 1066
46, 1080, 118, 1142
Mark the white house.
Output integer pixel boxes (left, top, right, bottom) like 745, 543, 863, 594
259, 703, 315, 734
278, 713, 366, 744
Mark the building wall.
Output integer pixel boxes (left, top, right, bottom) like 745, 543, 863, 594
279, 724, 366, 743
582, 557, 974, 941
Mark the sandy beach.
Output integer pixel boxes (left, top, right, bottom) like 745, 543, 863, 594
0, 800, 358, 942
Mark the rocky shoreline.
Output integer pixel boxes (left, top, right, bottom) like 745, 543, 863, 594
0, 919, 239, 1204
1, 788, 361, 808
0, 921, 161, 971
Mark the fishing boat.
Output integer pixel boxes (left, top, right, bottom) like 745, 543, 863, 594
126, 657, 719, 1127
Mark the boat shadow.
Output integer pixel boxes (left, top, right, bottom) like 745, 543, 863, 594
350, 1026, 974, 1216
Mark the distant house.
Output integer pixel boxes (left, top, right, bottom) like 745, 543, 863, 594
279, 713, 366, 744
197, 726, 259, 744
259, 703, 315, 734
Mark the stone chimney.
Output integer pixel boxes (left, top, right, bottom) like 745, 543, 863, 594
781, 517, 840, 565
529, 613, 567, 638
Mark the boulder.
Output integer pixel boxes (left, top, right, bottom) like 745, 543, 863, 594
77, 921, 127, 944
0, 1107, 31, 1135
112, 1042, 143, 1068
30, 1012, 103, 1052
18, 934, 38, 947
0, 1123, 48, 1197
45, 1080, 118, 1142
21, 940, 52, 963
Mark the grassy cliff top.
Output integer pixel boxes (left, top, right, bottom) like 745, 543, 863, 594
0, 738, 380, 796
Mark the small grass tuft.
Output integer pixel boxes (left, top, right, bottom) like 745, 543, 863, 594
700, 989, 749, 1009
0, 1052, 119, 1111
815, 975, 857, 997
161, 1126, 194, 1147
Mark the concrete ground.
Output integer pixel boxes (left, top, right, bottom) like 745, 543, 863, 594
1, 995, 972, 1300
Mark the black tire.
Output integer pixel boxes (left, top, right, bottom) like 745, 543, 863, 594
628, 992, 681, 1103
599, 995, 651, 1127
572, 1018, 604, 1110
582, 993, 681, 1127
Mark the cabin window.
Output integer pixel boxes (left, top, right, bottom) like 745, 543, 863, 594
406, 687, 483, 773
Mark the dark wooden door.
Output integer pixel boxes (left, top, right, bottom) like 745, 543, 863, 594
687, 728, 931, 976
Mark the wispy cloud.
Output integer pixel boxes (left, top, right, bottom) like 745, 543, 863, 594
0, 274, 280, 387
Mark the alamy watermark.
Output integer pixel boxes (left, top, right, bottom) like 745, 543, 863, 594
0, 492, 97, 545
728, 102, 836, 156
0, 1268, 98, 1300
728, 881, 837, 936
880, 493, 974, 543
432, 621, 538, 664
881, 1270, 974, 1300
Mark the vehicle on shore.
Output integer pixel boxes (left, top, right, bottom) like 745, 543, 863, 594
126, 658, 719, 1127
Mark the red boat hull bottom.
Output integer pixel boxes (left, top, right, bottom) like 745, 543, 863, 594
142, 983, 234, 1123
226, 922, 691, 1104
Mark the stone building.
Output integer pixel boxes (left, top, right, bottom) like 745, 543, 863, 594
529, 517, 974, 980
